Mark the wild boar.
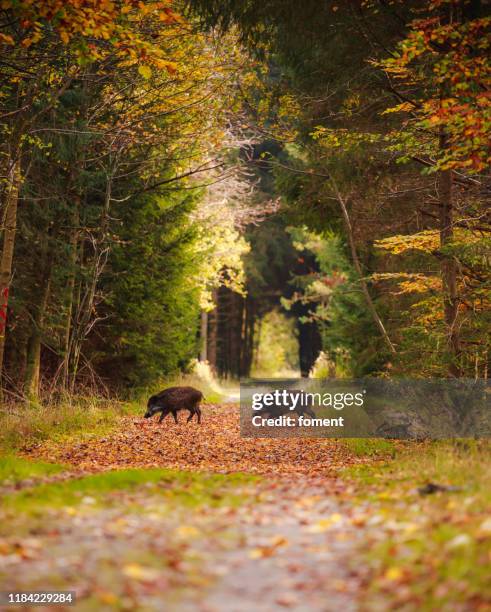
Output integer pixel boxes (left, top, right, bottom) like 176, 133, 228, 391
144, 386, 203, 424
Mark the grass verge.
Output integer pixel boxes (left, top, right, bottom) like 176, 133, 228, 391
341, 438, 397, 457
1, 468, 259, 516
0, 397, 124, 453
0, 455, 66, 484
345, 439, 491, 610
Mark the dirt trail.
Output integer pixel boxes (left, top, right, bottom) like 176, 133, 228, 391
183, 478, 364, 612
3, 405, 373, 611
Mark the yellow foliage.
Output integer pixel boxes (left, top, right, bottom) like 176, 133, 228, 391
375, 229, 481, 255
372, 273, 442, 295
375, 230, 440, 254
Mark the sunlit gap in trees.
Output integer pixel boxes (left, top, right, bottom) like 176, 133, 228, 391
251, 310, 300, 379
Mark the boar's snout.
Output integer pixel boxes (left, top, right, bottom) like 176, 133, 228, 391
144, 404, 157, 419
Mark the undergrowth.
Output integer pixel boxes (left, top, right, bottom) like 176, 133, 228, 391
345, 439, 491, 610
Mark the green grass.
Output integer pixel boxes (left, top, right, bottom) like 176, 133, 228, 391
0, 455, 66, 484
342, 438, 396, 457
2, 468, 259, 515
346, 439, 490, 497
0, 397, 123, 452
345, 440, 491, 609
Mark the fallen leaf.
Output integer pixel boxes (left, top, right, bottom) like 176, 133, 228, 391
384, 566, 404, 581
122, 563, 160, 581
308, 513, 343, 532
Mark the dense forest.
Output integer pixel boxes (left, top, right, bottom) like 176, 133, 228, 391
0, 2, 490, 609
0, 0, 489, 400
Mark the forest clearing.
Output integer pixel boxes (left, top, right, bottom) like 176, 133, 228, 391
0, 0, 490, 610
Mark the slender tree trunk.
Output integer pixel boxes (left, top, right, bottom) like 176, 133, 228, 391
240, 296, 254, 377
330, 177, 396, 354
439, 133, 461, 376
207, 288, 218, 371
217, 285, 231, 378
200, 310, 208, 362
24, 276, 51, 399
0, 157, 21, 397
233, 293, 244, 378
24, 239, 53, 399
65, 238, 83, 392
62, 196, 80, 388
229, 293, 237, 378
66, 165, 115, 392
226, 290, 234, 378
68, 244, 103, 393
253, 316, 262, 372
247, 300, 256, 375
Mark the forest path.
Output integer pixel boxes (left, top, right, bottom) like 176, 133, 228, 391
2, 405, 374, 611
27, 404, 362, 475
179, 476, 364, 612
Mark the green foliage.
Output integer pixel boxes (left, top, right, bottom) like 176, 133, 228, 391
103, 191, 202, 388
252, 309, 299, 377
1, 7, 254, 397
374, 233, 490, 377
194, 0, 489, 379
285, 228, 388, 376
244, 214, 300, 311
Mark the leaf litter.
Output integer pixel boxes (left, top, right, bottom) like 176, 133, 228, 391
1, 404, 488, 610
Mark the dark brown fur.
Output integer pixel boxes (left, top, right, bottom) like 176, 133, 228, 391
144, 386, 203, 424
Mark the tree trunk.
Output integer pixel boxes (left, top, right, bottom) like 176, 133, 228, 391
62, 196, 80, 388
24, 251, 52, 399
207, 294, 218, 371
439, 135, 461, 376
234, 293, 245, 378
199, 310, 208, 362
66, 169, 113, 392
0, 157, 21, 397
240, 296, 255, 377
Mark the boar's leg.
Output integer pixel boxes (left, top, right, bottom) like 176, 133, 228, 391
172, 410, 179, 424
158, 410, 168, 423
186, 409, 195, 423
196, 407, 202, 424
